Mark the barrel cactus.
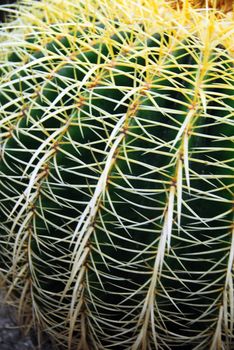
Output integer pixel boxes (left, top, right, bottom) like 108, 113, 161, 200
0, 0, 233, 349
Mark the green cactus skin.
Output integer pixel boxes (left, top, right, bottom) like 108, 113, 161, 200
0, 1, 234, 349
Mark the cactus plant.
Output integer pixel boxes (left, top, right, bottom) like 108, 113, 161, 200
0, 0, 233, 349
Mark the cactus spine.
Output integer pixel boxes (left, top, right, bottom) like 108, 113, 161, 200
0, 0, 233, 349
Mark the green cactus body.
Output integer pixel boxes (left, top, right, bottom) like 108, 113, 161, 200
0, 1, 233, 349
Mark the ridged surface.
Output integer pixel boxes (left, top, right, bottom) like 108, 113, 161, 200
0, 1, 233, 349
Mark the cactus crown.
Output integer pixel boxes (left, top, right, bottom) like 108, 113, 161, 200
170, 0, 233, 13
0, 1, 233, 349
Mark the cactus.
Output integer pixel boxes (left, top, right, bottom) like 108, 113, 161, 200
0, 0, 233, 349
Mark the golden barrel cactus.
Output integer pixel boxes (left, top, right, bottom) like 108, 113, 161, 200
0, 0, 233, 349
